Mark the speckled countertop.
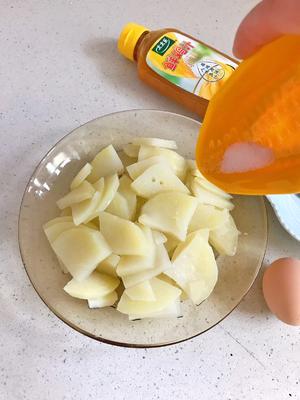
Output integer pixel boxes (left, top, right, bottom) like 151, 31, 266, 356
1, 1, 299, 399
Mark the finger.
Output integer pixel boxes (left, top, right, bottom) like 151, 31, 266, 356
233, 0, 300, 59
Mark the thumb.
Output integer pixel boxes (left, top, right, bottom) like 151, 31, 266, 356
233, 0, 300, 59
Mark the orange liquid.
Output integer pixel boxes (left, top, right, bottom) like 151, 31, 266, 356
196, 35, 300, 195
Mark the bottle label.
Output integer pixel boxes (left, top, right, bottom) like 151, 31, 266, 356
146, 32, 237, 100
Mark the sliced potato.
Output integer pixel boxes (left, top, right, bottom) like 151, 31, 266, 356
194, 176, 232, 200
117, 277, 181, 316
209, 215, 239, 256
131, 164, 190, 198
186, 159, 205, 178
88, 174, 119, 221
165, 230, 218, 305
123, 144, 139, 158
93, 177, 105, 193
138, 146, 186, 180
152, 230, 167, 245
87, 291, 118, 308
71, 191, 102, 226
129, 298, 182, 320
99, 212, 148, 256
70, 163, 92, 190
97, 254, 120, 277
191, 179, 234, 210
52, 227, 112, 281
118, 175, 136, 220
164, 235, 180, 257
188, 204, 229, 232
56, 181, 95, 210
106, 192, 130, 220
127, 156, 169, 180
122, 243, 172, 288
116, 226, 156, 276
44, 221, 76, 243
125, 281, 156, 302
139, 192, 198, 241
88, 145, 124, 183
43, 216, 73, 230
131, 137, 177, 150
64, 271, 119, 299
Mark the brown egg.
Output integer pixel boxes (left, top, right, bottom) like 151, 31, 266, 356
263, 258, 300, 326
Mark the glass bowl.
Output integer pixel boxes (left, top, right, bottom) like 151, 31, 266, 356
19, 110, 267, 347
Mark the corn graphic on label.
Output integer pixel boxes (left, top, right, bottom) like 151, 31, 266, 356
146, 32, 237, 100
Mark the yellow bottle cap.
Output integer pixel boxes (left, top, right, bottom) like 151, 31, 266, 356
118, 22, 149, 61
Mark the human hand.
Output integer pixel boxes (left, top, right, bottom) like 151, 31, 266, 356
233, 0, 300, 59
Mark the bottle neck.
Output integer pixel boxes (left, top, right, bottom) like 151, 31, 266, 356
133, 31, 150, 62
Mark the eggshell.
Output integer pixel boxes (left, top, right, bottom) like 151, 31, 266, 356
263, 258, 300, 326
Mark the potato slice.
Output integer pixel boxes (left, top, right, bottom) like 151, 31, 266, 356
138, 146, 186, 180
194, 176, 232, 200
56, 181, 95, 210
87, 291, 118, 308
164, 235, 180, 258
186, 159, 205, 178
118, 175, 136, 220
43, 216, 73, 229
88, 145, 124, 183
106, 192, 130, 220
122, 243, 172, 288
97, 254, 120, 277
131, 137, 177, 150
125, 281, 156, 302
52, 227, 112, 281
152, 230, 167, 245
64, 271, 119, 299
165, 230, 218, 305
188, 204, 230, 232
191, 179, 234, 210
116, 226, 156, 276
71, 191, 102, 226
117, 277, 181, 316
99, 212, 148, 256
139, 192, 198, 241
123, 144, 139, 158
127, 156, 169, 180
93, 177, 105, 193
70, 163, 92, 190
129, 298, 182, 320
158, 274, 188, 300
131, 164, 190, 198
209, 215, 239, 256
44, 221, 76, 243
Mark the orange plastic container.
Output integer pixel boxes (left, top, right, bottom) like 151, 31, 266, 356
197, 35, 300, 195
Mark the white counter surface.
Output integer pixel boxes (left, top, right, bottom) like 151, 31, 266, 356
1, 1, 299, 399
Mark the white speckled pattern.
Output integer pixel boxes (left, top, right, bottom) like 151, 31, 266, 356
1, 1, 300, 399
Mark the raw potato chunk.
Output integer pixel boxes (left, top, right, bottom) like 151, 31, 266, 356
43, 216, 73, 230
152, 230, 167, 245
131, 164, 190, 198
139, 192, 198, 241
93, 177, 105, 193
122, 244, 172, 288
131, 137, 177, 150
209, 215, 239, 256
87, 291, 118, 308
165, 230, 218, 305
129, 298, 182, 320
117, 277, 181, 316
138, 146, 186, 180
56, 181, 95, 210
64, 271, 119, 299
88, 145, 124, 183
71, 191, 102, 226
191, 179, 234, 210
106, 192, 130, 220
126, 281, 156, 302
97, 254, 120, 277
44, 221, 76, 243
116, 226, 156, 276
52, 227, 112, 281
118, 175, 136, 220
188, 204, 229, 232
123, 144, 139, 158
127, 156, 169, 180
99, 212, 148, 256
194, 176, 232, 200
70, 163, 92, 190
